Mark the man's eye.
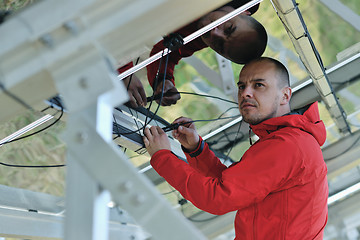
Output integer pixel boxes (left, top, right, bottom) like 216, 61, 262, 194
224, 25, 236, 36
238, 85, 245, 90
255, 83, 264, 88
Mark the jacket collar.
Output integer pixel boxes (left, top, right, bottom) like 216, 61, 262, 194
249, 102, 326, 146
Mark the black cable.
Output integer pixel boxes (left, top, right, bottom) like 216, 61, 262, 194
144, 49, 170, 127
162, 188, 177, 195
0, 10, 11, 24
114, 49, 169, 137
0, 98, 64, 146
0, 161, 65, 168
113, 114, 122, 139
223, 120, 243, 161
113, 112, 240, 138
125, 57, 141, 91
178, 92, 238, 105
117, 79, 240, 136
0, 98, 66, 168
185, 212, 220, 223
189, 115, 240, 125
207, 131, 245, 147
324, 134, 360, 161
218, 106, 239, 119
179, 196, 220, 223
166, 180, 221, 223
0, 82, 33, 110
274, 0, 350, 134
349, 121, 360, 128
147, 91, 238, 105
120, 33, 184, 135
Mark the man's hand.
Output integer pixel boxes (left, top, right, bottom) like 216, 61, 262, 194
154, 79, 180, 106
123, 75, 147, 107
172, 117, 199, 151
143, 126, 171, 157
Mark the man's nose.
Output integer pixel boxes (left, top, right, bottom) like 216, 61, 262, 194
240, 86, 253, 98
210, 27, 225, 39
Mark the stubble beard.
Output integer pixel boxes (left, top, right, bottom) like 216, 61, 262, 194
241, 98, 280, 125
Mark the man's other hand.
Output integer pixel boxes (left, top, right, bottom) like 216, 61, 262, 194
143, 126, 171, 157
154, 79, 180, 106
123, 75, 147, 107
172, 117, 199, 151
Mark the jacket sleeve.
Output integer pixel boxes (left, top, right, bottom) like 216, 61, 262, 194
183, 137, 227, 178
150, 137, 305, 215
117, 62, 133, 74
146, 21, 207, 88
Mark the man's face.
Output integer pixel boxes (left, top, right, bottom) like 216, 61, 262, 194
198, 7, 253, 62
237, 61, 285, 125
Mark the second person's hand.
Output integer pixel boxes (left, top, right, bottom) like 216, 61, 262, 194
154, 79, 181, 106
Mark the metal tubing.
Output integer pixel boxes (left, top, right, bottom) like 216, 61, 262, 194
118, 0, 262, 80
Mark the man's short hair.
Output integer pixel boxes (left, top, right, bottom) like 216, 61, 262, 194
250, 57, 290, 88
229, 16, 268, 64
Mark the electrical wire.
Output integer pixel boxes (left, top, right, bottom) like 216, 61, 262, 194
324, 134, 360, 161
114, 49, 169, 136
0, 98, 66, 168
184, 211, 220, 223
161, 184, 178, 195
0, 161, 65, 168
163, 183, 220, 222
116, 76, 240, 137
125, 57, 141, 91
178, 194, 220, 223
124, 57, 143, 131
112, 114, 122, 139
177, 91, 238, 105
349, 121, 360, 128
0, 82, 33, 110
223, 120, 243, 161
0, 98, 64, 146
218, 106, 239, 119
187, 115, 240, 125
206, 131, 245, 146
144, 49, 170, 127
271, 0, 350, 134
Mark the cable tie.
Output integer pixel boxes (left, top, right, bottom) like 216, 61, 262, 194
146, 91, 180, 102
163, 33, 184, 51
162, 123, 180, 133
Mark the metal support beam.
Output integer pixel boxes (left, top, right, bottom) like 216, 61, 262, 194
270, 0, 351, 134
291, 52, 360, 109
0, 184, 149, 239
323, 129, 360, 177
50, 32, 205, 240
319, 0, 360, 32
0, 0, 230, 122
215, 53, 237, 97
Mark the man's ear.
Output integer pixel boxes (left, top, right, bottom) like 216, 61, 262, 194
281, 87, 292, 105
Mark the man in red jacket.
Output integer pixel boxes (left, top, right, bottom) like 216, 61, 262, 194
143, 57, 328, 239
121, 0, 267, 107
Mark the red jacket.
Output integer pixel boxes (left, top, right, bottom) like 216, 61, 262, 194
146, 21, 207, 88
151, 102, 328, 239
